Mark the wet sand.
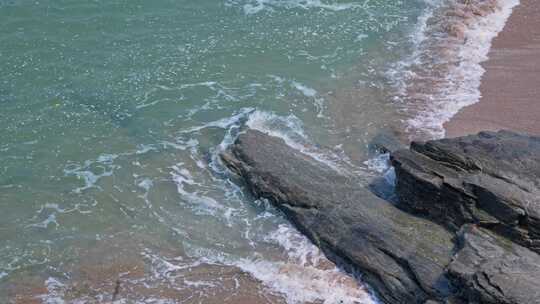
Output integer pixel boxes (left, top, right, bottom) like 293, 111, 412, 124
2, 232, 370, 304
445, 0, 540, 137
2, 235, 288, 304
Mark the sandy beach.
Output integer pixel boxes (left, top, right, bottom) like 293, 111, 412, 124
445, 0, 540, 137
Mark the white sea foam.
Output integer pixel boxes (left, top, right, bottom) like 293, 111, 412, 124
135, 144, 158, 155
233, 224, 379, 304
27, 213, 58, 229
235, 259, 376, 304
142, 239, 378, 304
38, 277, 66, 304
142, 249, 195, 280
266, 224, 324, 266
245, 110, 355, 172
159, 163, 378, 304
175, 108, 342, 178
159, 138, 199, 151
167, 222, 378, 304
390, 0, 520, 139
240, 0, 364, 15
292, 81, 317, 97
63, 153, 119, 193
201, 110, 382, 303
25, 203, 75, 229
180, 107, 254, 134
171, 164, 225, 215
137, 81, 240, 115
137, 178, 154, 197
291, 80, 325, 117
136, 177, 168, 223
364, 153, 390, 174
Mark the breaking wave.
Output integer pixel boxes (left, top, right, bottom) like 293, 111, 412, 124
389, 0, 520, 139
231, 0, 365, 15
164, 108, 377, 303
233, 224, 379, 304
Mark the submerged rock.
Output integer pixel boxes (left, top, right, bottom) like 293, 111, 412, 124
221, 130, 455, 304
368, 127, 408, 154
391, 130, 540, 253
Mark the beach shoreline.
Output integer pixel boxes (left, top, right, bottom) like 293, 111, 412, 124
444, 0, 540, 137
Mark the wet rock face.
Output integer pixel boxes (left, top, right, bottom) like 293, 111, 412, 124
391, 130, 540, 253
221, 130, 456, 304
368, 127, 408, 154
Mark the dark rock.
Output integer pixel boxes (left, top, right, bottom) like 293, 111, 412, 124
448, 225, 540, 304
221, 130, 456, 304
391, 130, 540, 253
369, 127, 408, 154
222, 129, 540, 304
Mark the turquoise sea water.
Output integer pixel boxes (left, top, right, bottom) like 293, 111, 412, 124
1, 0, 505, 302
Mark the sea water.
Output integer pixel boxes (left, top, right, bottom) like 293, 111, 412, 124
0, 0, 518, 303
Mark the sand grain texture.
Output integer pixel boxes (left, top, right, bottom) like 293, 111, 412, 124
445, 0, 540, 137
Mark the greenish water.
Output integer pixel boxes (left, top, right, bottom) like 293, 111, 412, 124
0, 0, 434, 303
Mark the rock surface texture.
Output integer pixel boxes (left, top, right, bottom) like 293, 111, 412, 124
221, 130, 455, 304
449, 225, 540, 304
221, 129, 540, 304
391, 130, 540, 253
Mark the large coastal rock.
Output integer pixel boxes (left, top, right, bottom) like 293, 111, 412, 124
221, 129, 540, 304
221, 130, 456, 304
391, 130, 540, 253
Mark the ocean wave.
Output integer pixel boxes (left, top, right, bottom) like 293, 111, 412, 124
232, 0, 364, 15
291, 80, 326, 117
178, 108, 356, 174
167, 223, 378, 304
40, 277, 66, 304
63, 153, 120, 193
389, 0, 520, 139
233, 224, 378, 304
245, 110, 359, 173
169, 109, 378, 303
171, 163, 231, 217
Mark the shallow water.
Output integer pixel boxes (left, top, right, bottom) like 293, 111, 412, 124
0, 0, 517, 303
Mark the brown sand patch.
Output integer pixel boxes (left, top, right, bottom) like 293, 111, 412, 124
445, 0, 540, 137
3, 236, 287, 304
